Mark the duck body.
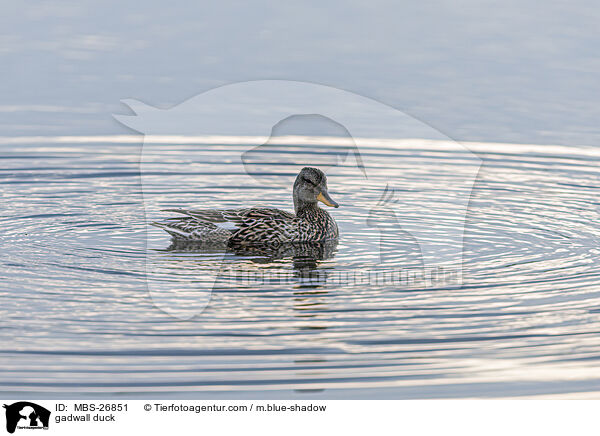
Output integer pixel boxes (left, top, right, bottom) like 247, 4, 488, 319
152, 167, 339, 246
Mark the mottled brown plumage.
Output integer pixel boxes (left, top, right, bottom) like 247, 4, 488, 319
151, 167, 339, 245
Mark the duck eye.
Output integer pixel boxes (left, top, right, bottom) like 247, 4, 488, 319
303, 177, 315, 185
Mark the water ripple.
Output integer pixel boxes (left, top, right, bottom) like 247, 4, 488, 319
1, 138, 600, 398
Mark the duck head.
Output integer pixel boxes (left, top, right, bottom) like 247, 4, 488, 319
293, 167, 339, 214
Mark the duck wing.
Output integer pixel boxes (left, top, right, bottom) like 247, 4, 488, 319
163, 207, 295, 222
159, 208, 298, 244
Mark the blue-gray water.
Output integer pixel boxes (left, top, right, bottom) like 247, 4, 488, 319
2, 137, 600, 399
2, 1, 600, 147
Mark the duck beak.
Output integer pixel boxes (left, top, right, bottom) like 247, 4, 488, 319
317, 190, 339, 208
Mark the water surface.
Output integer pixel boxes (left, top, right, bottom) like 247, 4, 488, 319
1, 136, 600, 399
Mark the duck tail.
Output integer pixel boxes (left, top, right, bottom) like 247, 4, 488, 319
150, 221, 194, 239
150, 218, 234, 243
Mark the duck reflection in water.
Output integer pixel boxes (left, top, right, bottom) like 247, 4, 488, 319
165, 239, 338, 285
